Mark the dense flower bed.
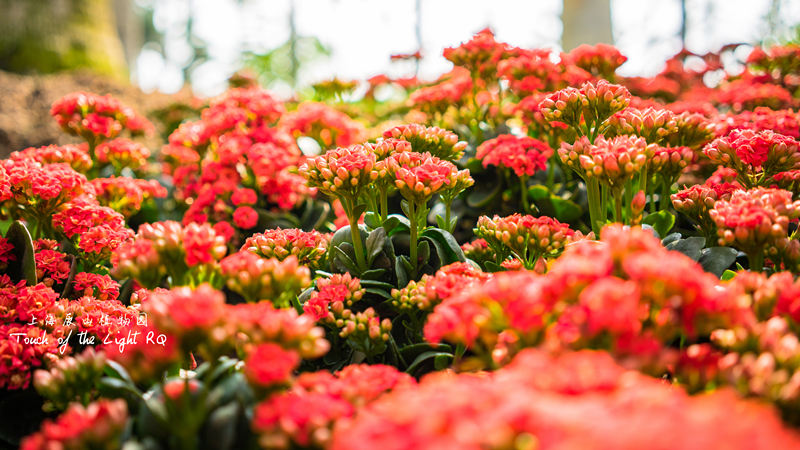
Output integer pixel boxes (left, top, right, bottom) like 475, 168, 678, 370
3, 30, 800, 449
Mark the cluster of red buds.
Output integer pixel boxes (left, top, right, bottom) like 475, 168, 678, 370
33, 347, 106, 411
475, 214, 576, 269
671, 183, 740, 239
604, 107, 678, 144
710, 188, 800, 268
299, 145, 385, 200
220, 252, 311, 306
339, 307, 393, 358
651, 146, 695, 182
704, 130, 800, 187
242, 228, 328, 268
383, 123, 468, 161
476, 134, 553, 178
541, 80, 631, 130
559, 135, 653, 191
386, 152, 462, 204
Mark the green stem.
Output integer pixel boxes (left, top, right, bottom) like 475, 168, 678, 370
601, 184, 609, 224
660, 180, 672, 212
380, 187, 389, 223
343, 197, 368, 272
445, 201, 453, 233
614, 194, 623, 224
748, 251, 765, 273
624, 179, 633, 224
648, 176, 657, 213
586, 178, 603, 235
409, 201, 419, 277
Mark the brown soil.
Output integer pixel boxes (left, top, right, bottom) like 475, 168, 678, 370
0, 69, 173, 157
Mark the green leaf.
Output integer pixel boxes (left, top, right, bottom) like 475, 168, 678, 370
301, 202, 331, 231
484, 261, 507, 272
400, 200, 412, 218
665, 237, 706, 262
359, 279, 396, 290
736, 262, 745, 271
352, 203, 368, 220
395, 256, 410, 288
417, 240, 431, 266
661, 232, 682, 247
641, 210, 675, 239
97, 377, 144, 400
399, 342, 453, 362
405, 351, 454, 374
699, 247, 739, 278
364, 212, 381, 230
420, 228, 466, 264
399, 255, 414, 273
550, 196, 583, 222
528, 185, 549, 201
366, 228, 387, 266
436, 215, 447, 230
334, 247, 359, 274
360, 268, 387, 280
467, 181, 502, 208
721, 269, 738, 281
4, 221, 36, 285
364, 287, 391, 299
434, 354, 452, 371
59, 255, 78, 299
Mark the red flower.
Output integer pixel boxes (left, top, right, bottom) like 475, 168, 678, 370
0, 323, 60, 390
252, 392, 354, 448
20, 399, 128, 450
183, 222, 228, 267
233, 206, 259, 229
244, 342, 300, 388
476, 134, 552, 178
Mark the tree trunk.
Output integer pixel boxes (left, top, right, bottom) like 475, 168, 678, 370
561, 0, 614, 51
0, 0, 127, 78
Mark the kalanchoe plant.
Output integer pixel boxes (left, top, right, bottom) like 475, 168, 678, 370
382, 123, 468, 162
703, 130, 800, 189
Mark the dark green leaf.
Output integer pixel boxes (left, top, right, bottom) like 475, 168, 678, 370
399, 255, 414, 273
434, 354, 452, 371
364, 287, 391, 299
334, 247, 359, 274
417, 240, 431, 266
420, 228, 466, 264
359, 279, 396, 290
360, 268, 387, 280
665, 237, 706, 261
661, 232, 682, 247
395, 256, 409, 288
5, 221, 36, 285
642, 210, 675, 239
400, 200, 412, 218
399, 342, 452, 361
405, 351, 453, 374
97, 377, 143, 400
352, 203, 368, 220
550, 196, 583, 222
699, 247, 739, 278
364, 212, 381, 230
59, 255, 78, 299
528, 185, 549, 201
366, 228, 387, 266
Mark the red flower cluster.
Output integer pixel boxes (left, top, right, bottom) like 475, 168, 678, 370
20, 399, 128, 450
476, 134, 553, 178
50, 92, 154, 145
10, 144, 92, 172
242, 228, 328, 268
331, 349, 800, 450
566, 43, 628, 79
280, 102, 365, 149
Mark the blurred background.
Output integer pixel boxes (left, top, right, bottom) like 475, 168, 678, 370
1, 0, 799, 152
